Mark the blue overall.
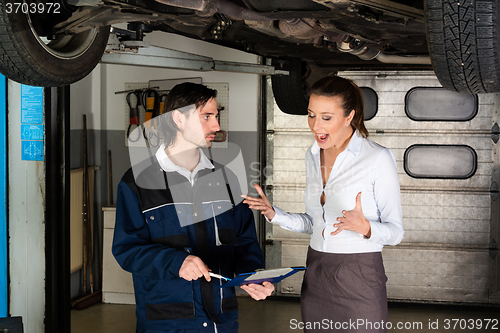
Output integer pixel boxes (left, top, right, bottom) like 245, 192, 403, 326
112, 161, 264, 332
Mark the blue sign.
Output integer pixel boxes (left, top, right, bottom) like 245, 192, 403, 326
21, 141, 44, 161
21, 85, 43, 125
21, 124, 44, 140
21, 85, 44, 161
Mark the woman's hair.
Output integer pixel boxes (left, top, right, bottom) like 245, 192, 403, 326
161, 82, 217, 147
310, 76, 368, 138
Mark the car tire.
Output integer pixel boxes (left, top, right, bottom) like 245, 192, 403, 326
0, 8, 110, 87
271, 58, 310, 115
426, 0, 500, 93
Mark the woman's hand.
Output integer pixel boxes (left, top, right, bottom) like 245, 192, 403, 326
241, 281, 275, 300
333, 192, 371, 238
241, 184, 276, 221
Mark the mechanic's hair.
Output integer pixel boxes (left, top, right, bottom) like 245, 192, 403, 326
161, 82, 217, 147
310, 76, 368, 138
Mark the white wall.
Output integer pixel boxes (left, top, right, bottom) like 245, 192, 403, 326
70, 65, 103, 131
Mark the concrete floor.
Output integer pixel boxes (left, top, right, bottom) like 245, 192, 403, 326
71, 297, 500, 332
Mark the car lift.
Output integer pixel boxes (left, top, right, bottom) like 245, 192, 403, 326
100, 29, 289, 76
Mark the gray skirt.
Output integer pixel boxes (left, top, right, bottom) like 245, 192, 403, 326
300, 247, 388, 333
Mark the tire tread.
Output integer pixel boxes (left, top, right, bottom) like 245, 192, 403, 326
426, 0, 500, 93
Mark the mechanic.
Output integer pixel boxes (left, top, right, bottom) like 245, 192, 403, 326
112, 82, 274, 333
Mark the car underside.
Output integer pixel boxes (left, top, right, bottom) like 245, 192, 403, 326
58, 0, 432, 70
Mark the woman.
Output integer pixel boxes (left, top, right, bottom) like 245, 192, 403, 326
243, 76, 403, 332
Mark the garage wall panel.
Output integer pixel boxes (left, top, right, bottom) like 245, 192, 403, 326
383, 248, 490, 303
281, 243, 308, 294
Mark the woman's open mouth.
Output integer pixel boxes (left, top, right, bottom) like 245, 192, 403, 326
315, 133, 329, 143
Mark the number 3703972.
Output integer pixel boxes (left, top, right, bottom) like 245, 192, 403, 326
443, 319, 498, 330
5, 2, 61, 14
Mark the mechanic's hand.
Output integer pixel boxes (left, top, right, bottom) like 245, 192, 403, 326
179, 255, 211, 282
333, 192, 371, 238
240, 281, 274, 300
241, 184, 276, 221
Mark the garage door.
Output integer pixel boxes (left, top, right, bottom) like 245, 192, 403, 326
265, 71, 500, 304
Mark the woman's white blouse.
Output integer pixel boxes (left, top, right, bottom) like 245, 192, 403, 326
271, 131, 404, 254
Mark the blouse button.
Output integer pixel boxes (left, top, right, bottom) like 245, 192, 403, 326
203, 322, 208, 327
218, 206, 221, 209
216, 182, 220, 186
177, 210, 182, 214
194, 212, 198, 217
150, 216, 154, 221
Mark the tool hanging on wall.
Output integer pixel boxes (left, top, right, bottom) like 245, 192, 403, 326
126, 90, 143, 142
142, 89, 159, 123
158, 93, 168, 115
142, 89, 161, 147
116, 86, 165, 146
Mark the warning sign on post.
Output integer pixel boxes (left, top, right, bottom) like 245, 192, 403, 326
21, 125, 43, 140
21, 141, 43, 161
20, 85, 44, 161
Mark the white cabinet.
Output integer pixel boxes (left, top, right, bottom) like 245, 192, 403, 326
102, 207, 135, 304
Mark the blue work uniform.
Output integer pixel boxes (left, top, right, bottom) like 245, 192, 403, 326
112, 158, 264, 332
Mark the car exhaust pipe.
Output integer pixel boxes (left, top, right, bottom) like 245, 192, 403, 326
337, 41, 431, 65
375, 52, 431, 65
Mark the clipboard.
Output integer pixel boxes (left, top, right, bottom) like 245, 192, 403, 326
219, 266, 307, 288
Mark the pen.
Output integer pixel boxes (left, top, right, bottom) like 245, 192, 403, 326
209, 272, 232, 281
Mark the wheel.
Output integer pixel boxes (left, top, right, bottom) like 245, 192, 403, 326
0, 3, 110, 87
271, 58, 310, 115
426, 0, 500, 93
